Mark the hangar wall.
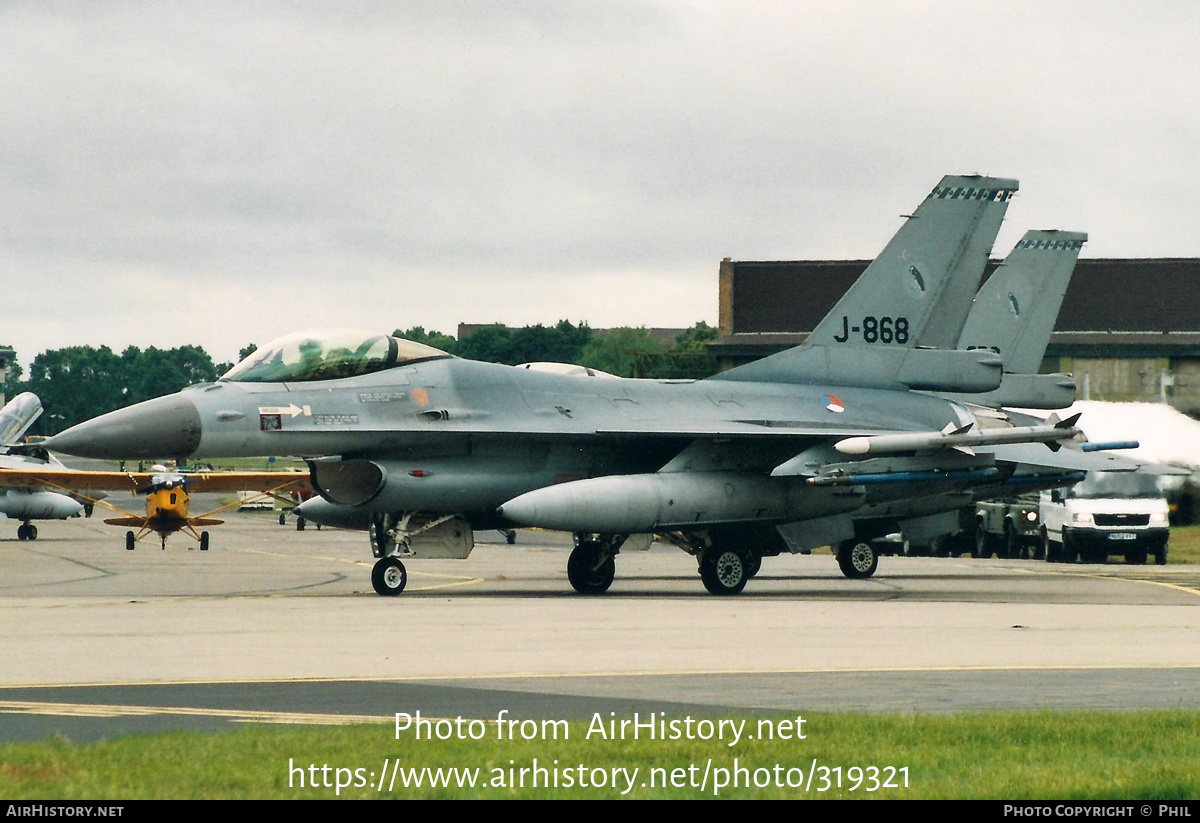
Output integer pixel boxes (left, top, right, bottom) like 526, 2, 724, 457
711, 258, 1200, 413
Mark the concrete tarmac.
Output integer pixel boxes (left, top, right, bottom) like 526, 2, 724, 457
1, 512, 1198, 742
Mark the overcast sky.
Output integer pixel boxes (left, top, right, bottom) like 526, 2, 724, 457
2, 1, 1198, 371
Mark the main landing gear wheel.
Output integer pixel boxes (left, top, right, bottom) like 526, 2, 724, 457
17, 524, 37, 541
699, 549, 749, 595
743, 552, 762, 579
837, 539, 878, 579
567, 541, 615, 594
126, 531, 136, 551
199, 531, 210, 552
372, 557, 408, 596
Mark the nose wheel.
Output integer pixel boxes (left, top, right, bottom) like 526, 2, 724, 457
372, 556, 408, 596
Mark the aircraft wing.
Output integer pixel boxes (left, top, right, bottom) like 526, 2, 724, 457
0, 467, 310, 495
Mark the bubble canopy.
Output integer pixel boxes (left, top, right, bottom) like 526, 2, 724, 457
220, 330, 450, 383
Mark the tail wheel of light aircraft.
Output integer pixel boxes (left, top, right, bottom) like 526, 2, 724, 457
699, 548, 749, 595
836, 539, 878, 579
566, 539, 615, 595
371, 556, 407, 596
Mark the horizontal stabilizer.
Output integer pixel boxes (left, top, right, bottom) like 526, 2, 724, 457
944, 372, 1077, 410
987, 442, 1187, 475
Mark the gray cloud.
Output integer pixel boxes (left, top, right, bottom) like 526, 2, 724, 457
2, 2, 1199, 368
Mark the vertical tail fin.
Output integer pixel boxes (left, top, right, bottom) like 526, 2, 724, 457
714, 175, 1017, 389
957, 230, 1087, 374
807, 175, 1018, 349
0, 392, 43, 448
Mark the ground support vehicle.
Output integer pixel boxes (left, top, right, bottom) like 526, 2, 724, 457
974, 496, 1043, 559
1038, 473, 1169, 565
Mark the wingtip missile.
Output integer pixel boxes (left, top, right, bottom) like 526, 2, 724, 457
834, 420, 1081, 456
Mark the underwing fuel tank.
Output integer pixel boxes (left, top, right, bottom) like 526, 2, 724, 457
0, 490, 84, 520
497, 473, 864, 533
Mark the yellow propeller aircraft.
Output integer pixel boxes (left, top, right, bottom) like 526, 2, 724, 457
0, 465, 310, 550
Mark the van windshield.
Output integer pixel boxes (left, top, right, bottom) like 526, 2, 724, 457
1068, 471, 1162, 500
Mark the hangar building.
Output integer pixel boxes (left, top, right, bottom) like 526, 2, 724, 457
710, 258, 1200, 414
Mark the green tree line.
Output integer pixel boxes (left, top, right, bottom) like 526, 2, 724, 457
2, 322, 719, 435
395, 320, 718, 379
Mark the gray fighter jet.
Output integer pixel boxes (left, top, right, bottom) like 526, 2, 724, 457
44, 176, 1150, 596
0, 393, 87, 539
835, 228, 1093, 555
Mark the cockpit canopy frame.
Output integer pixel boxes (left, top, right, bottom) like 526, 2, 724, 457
220, 330, 450, 383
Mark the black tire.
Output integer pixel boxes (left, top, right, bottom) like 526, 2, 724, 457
567, 542, 615, 594
743, 552, 762, 579
27, 525, 36, 540
1032, 538, 1046, 561
1155, 546, 1168, 565
296, 516, 306, 531
506, 530, 516, 545
837, 540, 878, 579
972, 522, 993, 559
948, 534, 973, 558
279, 513, 287, 526
1060, 531, 1079, 564
126, 531, 136, 551
371, 557, 407, 596
1124, 549, 1147, 565
700, 549, 749, 595
199, 531, 210, 552
1005, 525, 1023, 560
16, 524, 27, 541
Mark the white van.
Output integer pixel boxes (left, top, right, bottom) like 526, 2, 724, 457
1039, 472, 1169, 564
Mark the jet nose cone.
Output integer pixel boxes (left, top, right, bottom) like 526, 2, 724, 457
45, 393, 203, 460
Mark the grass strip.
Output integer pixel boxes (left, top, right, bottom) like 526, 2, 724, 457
2, 710, 1197, 799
